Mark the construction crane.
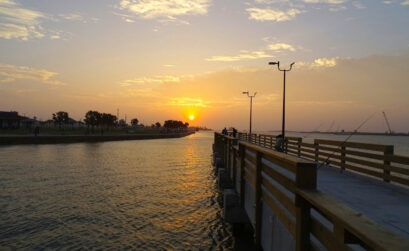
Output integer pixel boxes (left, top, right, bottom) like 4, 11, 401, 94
382, 111, 393, 134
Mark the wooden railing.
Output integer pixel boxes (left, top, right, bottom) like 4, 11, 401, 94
215, 133, 409, 250
235, 133, 409, 188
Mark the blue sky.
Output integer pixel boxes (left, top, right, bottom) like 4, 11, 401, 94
1, 0, 409, 131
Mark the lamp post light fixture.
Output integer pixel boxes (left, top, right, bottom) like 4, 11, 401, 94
242, 91, 257, 135
269, 61, 295, 140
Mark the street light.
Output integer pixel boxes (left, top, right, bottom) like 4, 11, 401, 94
269, 61, 295, 140
242, 91, 257, 135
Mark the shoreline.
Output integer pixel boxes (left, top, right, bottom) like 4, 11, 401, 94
0, 131, 195, 145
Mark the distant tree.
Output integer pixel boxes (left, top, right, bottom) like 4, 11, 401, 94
151, 124, 155, 128
101, 113, 117, 128
52, 111, 69, 129
131, 118, 139, 127
163, 120, 189, 129
118, 119, 127, 127
84, 111, 101, 132
155, 122, 161, 128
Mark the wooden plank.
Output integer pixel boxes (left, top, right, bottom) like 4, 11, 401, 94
262, 178, 296, 216
387, 175, 409, 187
384, 165, 409, 176
343, 155, 384, 170
244, 161, 256, 176
262, 193, 296, 237
386, 154, 409, 165
310, 216, 352, 251
262, 162, 296, 193
344, 163, 383, 179
298, 189, 409, 251
301, 152, 316, 161
345, 149, 385, 161
300, 142, 315, 148
240, 141, 314, 168
245, 151, 257, 165
244, 170, 256, 188
263, 154, 297, 173
315, 139, 391, 152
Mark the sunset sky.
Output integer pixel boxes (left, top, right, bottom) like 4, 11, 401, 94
0, 0, 408, 132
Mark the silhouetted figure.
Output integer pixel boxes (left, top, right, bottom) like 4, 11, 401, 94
34, 126, 40, 136
275, 134, 284, 152
222, 127, 228, 135
232, 128, 238, 138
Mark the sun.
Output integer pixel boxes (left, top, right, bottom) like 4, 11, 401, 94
189, 115, 195, 121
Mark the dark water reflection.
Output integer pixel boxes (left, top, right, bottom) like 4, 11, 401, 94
0, 132, 234, 249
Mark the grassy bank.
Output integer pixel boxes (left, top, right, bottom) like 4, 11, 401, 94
0, 131, 195, 145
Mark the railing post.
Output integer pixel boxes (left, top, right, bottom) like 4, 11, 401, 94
383, 146, 394, 182
295, 161, 317, 251
297, 138, 302, 157
341, 145, 346, 171
231, 139, 238, 186
254, 151, 263, 249
239, 143, 246, 208
314, 141, 319, 163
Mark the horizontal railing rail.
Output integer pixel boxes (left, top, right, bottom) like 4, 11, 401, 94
232, 132, 409, 188
214, 132, 409, 250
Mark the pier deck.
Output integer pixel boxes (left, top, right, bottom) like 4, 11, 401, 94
214, 132, 409, 250
317, 165, 409, 239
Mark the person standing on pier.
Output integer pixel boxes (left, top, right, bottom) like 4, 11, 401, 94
275, 134, 284, 152
222, 127, 228, 135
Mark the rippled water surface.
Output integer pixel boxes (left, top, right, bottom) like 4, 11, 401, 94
0, 131, 234, 249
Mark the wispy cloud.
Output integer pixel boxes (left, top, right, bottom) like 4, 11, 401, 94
117, 0, 211, 23
302, 0, 347, 4
268, 43, 296, 51
120, 75, 194, 86
206, 50, 273, 62
401, 0, 409, 5
0, 0, 45, 40
167, 97, 208, 107
246, 7, 302, 22
298, 57, 339, 68
0, 64, 66, 85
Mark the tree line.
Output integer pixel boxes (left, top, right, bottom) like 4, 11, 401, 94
51, 111, 189, 129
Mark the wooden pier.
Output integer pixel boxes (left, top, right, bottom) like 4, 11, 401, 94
213, 132, 409, 250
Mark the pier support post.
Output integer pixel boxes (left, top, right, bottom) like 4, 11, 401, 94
254, 151, 263, 249
295, 161, 317, 251
239, 144, 246, 208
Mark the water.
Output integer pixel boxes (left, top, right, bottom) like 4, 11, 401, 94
0, 132, 234, 249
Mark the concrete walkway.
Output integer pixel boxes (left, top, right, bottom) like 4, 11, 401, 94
317, 165, 409, 240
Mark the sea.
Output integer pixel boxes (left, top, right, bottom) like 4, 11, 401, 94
0, 131, 408, 249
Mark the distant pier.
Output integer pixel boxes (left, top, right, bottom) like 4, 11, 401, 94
213, 132, 409, 250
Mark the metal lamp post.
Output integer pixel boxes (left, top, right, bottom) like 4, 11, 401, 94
268, 61, 295, 140
242, 91, 257, 135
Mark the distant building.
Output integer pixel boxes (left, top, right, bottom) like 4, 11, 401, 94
0, 111, 25, 129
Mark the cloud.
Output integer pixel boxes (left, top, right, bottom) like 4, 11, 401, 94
0, 0, 45, 40
297, 57, 339, 68
383, 1, 393, 4
120, 75, 193, 86
401, 0, 409, 5
167, 97, 208, 107
206, 50, 273, 62
0, 64, 66, 85
58, 13, 99, 23
117, 0, 211, 22
329, 5, 347, 11
302, 0, 347, 3
352, 1, 365, 9
268, 43, 296, 51
246, 7, 302, 22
